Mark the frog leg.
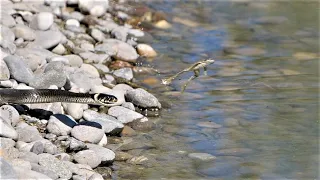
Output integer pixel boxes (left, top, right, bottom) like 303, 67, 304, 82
162, 68, 190, 85
203, 66, 208, 76
181, 69, 200, 93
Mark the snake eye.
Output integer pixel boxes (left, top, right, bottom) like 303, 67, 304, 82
95, 93, 117, 104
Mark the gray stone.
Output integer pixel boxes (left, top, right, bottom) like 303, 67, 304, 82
0, 13, 16, 28
47, 56, 69, 65
0, 25, 16, 54
10, 159, 32, 170
93, 63, 110, 73
51, 43, 66, 55
0, 105, 20, 126
68, 70, 102, 92
54, 153, 71, 161
0, 137, 15, 149
16, 125, 43, 143
83, 109, 124, 134
126, 88, 161, 108
79, 0, 109, 17
79, 64, 100, 78
0, 79, 18, 88
69, 137, 87, 151
63, 54, 83, 67
0, 59, 10, 80
79, 42, 94, 52
121, 102, 135, 111
188, 153, 216, 161
113, 68, 133, 81
18, 151, 40, 164
73, 150, 101, 168
66, 19, 80, 28
12, 24, 36, 41
31, 12, 54, 31
0, 158, 18, 180
96, 39, 138, 62
108, 106, 144, 124
30, 70, 67, 89
86, 144, 115, 164
79, 52, 110, 64
31, 163, 59, 180
111, 26, 128, 42
30, 141, 44, 155
28, 30, 63, 49
3, 55, 34, 84
64, 161, 95, 177
89, 173, 104, 180
71, 124, 104, 144
128, 29, 153, 44
38, 153, 73, 179
0, 117, 18, 140
112, 83, 134, 94
16, 141, 34, 152
14, 166, 52, 180
90, 28, 105, 42
46, 114, 76, 136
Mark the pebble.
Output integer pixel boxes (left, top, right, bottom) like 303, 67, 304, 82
80, 42, 95, 52
121, 102, 135, 111
96, 39, 139, 62
30, 141, 44, 154
0, 117, 18, 140
69, 137, 87, 151
31, 12, 54, 30
115, 151, 133, 161
31, 163, 59, 179
93, 63, 110, 73
0, 105, 20, 126
51, 43, 66, 55
79, 63, 100, 78
0, 137, 16, 149
3, 55, 34, 84
197, 121, 222, 129
224, 118, 240, 127
113, 67, 133, 81
112, 83, 134, 94
154, 20, 172, 29
14, 165, 53, 179
111, 26, 128, 41
29, 70, 67, 88
73, 150, 101, 168
66, 19, 80, 28
86, 143, 115, 164
83, 109, 124, 134
0, 59, 10, 81
46, 115, 76, 136
136, 44, 157, 57
18, 151, 40, 164
28, 30, 63, 49
71, 123, 105, 143
120, 126, 137, 137
79, 52, 111, 64
126, 88, 162, 108
88, 173, 104, 180
108, 106, 144, 124
63, 54, 83, 67
90, 28, 105, 42
38, 153, 73, 179
16, 125, 43, 143
188, 152, 216, 161
127, 118, 155, 132
12, 24, 36, 41
0, 159, 18, 179
215, 148, 253, 156
16, 141, 33, 152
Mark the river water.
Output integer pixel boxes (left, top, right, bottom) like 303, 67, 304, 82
117, 1, 319, 179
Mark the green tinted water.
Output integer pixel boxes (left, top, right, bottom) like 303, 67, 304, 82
118, 1, 319, 179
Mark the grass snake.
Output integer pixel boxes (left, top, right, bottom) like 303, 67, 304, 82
0, 89, 118, 106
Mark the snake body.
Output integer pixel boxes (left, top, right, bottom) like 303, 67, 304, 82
0, 89, 118, 106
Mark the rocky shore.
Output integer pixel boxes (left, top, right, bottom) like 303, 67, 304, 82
0, 0, 164, 179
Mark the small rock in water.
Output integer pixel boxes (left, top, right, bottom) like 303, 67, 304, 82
136, 44, 157, 58
113, 67, 133, 81
188, 152, 216, 161
120, 125, 137, 137
224, 118, 240, 127
126, 88, 161, 109
73, 150, 101, 168
108, 106, 144, 124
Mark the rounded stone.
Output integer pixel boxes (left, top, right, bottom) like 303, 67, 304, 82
63, 55, 83, 67
136, 44, 157, 58
33, 12, 54, 31
71, 124, 104, 144
73, 150, 101, 168
12, 24, 36, 41
0, 117, 18, 140
3, 55, 34, 84
0, 105, 20, 126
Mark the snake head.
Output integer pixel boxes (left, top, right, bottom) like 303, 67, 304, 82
93, 93, 118, 106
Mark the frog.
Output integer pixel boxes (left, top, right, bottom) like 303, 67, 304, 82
162, 59, 215, 92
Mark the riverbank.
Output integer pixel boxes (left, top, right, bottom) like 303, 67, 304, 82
0, 0, 165, 179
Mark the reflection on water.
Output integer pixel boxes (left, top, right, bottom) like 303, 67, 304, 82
122, 1, 319, 179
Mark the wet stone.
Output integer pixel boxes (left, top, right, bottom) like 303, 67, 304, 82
73, 150, 101, 168
197, 121, 222, 129
126, 88, 161, 109
113, 67, 133, 81
188, 152, 216, 161
215, 148, 253, 156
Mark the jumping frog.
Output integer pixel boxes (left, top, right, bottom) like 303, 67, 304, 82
162, 59, 215, 92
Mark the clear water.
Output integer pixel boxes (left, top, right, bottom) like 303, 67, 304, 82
117, 1, 319, 179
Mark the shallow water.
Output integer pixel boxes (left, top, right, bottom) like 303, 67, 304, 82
119, 1, 319, 179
